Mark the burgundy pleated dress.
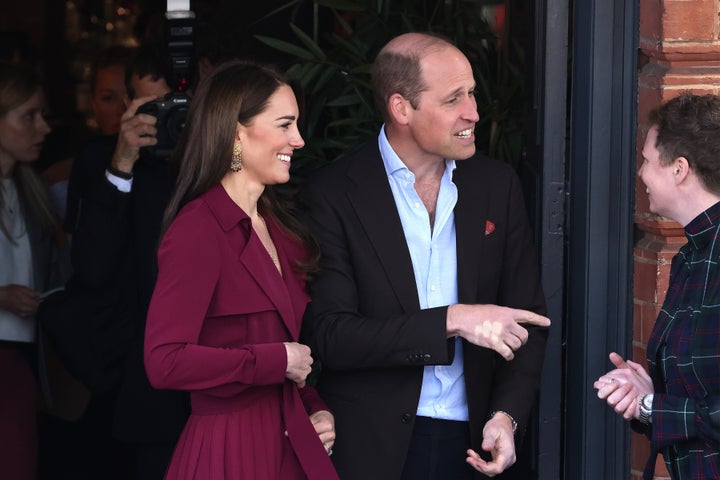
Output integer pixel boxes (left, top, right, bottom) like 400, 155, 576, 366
145, 184, 337, 480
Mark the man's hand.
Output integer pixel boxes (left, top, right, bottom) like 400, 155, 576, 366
284, 342, 313, 388
466, 412, 516, 476
447, 304, 550, 360
593, 352, 653, 421
309, 410, 335, 454
0, 284, 40, 318
111, 95, 159, 173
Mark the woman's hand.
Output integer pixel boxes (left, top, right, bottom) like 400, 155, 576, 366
309, 410, 335, 455
284, 342, 313, 388
593, 352, 654, 421
0, 284, 40, 318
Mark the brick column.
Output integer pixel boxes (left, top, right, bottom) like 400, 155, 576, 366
634, 0, 720, 478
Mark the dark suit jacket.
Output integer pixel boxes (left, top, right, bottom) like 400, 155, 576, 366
301, 142, 548, 480
68, 140, 188, 443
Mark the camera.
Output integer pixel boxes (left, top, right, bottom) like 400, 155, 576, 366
138, 7, 195, 158
137, 91, 190, 158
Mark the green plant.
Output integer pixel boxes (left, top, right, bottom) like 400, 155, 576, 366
256, 0, 525, 181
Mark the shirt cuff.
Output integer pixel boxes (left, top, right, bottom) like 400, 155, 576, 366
105, 169, 133, 192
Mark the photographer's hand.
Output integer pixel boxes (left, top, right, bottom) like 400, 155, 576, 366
112, 95, 159, 173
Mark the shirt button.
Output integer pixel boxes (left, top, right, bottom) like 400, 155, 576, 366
414, 202, 420, 208
430, 285, 437, 291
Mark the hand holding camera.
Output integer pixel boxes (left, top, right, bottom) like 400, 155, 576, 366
111, 95, 161, 173
136, 91, 190, 159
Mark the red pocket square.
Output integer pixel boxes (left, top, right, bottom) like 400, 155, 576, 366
485, 220, 496, 236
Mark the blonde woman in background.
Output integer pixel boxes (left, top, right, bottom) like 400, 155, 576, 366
0, 62, 68, 480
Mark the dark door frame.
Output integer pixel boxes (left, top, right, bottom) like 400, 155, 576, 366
530, 0, 638, 478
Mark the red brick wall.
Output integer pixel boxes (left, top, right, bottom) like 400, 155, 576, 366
635, 0, 720, 478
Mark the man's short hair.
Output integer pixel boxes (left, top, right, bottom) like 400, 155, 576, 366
370, 33, 455, 122
125, 43, 172, 99
89, 45, 135, 94
649, 92, 720, 194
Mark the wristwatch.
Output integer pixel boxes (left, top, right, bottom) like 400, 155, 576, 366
638, 393, 654, 424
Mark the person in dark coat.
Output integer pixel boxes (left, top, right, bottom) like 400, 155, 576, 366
300, 32, 551, 480
62, 44, 188, 479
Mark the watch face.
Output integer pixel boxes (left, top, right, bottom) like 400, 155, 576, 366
643, 395, 653, 409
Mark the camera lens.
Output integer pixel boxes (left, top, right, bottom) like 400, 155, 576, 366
166, 104, 188, 143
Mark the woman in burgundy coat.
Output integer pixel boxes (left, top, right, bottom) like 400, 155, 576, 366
144, 61, 338, 480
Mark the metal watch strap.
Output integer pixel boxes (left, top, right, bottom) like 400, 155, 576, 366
638, 394, 652, 424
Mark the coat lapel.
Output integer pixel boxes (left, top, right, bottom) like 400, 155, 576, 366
345, 143, 420, 313
452, 158, 487, 304
237, 235, 300, 339
203, 184, 300, 339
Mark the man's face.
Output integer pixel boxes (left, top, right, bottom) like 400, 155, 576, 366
404, 47, 480, 162
638, 126, 678, 218
91, 64, 127, 135
129, 73, 171, 100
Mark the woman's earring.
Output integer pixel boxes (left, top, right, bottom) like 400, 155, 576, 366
230, 143, 243, 172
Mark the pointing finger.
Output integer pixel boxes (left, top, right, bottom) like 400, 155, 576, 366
517, 313, 551, 327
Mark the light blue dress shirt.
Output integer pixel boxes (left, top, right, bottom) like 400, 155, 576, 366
378, 127, 469, 421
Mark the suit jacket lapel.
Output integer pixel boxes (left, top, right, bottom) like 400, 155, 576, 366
345, 143, 420, 313
451, 158, 486, 304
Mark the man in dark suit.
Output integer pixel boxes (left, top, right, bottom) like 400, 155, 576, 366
301, 33, 551, 480
64, 45, 189, 479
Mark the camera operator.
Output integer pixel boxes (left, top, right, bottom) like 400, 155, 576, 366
55, 43, 190, 480
110, 44, 175, 180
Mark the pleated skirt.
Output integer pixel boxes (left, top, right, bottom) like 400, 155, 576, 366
164, 391, 305, 480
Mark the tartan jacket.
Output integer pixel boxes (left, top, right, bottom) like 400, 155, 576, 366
640, 201, 720, 480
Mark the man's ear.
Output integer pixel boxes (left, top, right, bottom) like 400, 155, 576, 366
388, 93, 411, 126
673, 156, 690, 184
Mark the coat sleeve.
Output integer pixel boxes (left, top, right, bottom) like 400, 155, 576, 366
69, 153, 133, 288
299, 384, 331, 415
144, 207, 288, 397
645, 393, 720, 451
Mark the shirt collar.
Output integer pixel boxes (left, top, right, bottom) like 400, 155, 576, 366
685, 200, 720, 250
377, 124, 457, 178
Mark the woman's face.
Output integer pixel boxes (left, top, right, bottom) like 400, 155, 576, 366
91, 64, 127, 135
237, 84, 305, 186
0, 89, 51, 177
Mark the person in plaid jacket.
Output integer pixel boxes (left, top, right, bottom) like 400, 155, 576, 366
594, 92, 720, 479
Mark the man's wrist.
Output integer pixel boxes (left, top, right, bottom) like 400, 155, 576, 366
446, 304, 464, 337
107, 165, 133, 180
490, 410, 518, 433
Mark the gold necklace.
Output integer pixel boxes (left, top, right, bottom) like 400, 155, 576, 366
257, 215, 281, 271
